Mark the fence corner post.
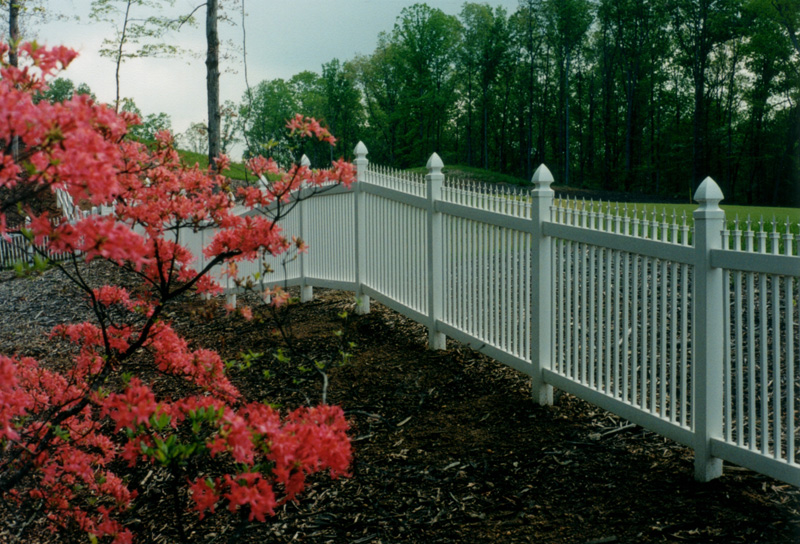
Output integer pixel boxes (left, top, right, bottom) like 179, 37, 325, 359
692, 176, 725, 482
353, 141, 370, 315
426, 152, 446, 350
299, 154, 313, 303
531, 164, 555, 406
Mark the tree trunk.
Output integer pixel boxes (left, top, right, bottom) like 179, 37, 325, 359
538, 44, 551, 168
113, 0, 134, 112
9, 1, 20, 159
467, 74, 473, 167
9, 1, 19, 67
527, 18, 534, 180
499, 71, 511, 172
650, 70, 659, 194
587, 72, 596, 186
724, 40, 739, 201
482, 85, 488, 170
206, 0, 221, 169
624, 65, 634, 189
564, 48, 571, 187
778, 103, 800, 207
689, 1, 713, 194
600, 28, 616, 191
692, 60, 705, 194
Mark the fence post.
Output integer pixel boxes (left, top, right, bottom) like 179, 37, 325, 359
225, 223, 236, 308
299, 154, 313, 303
24, 217, 34, 266
531, 164, 554, 406
353, 142, 371, 315
692, 176, 725, 482
426, 152, 446, 350
197, 227, 211, 301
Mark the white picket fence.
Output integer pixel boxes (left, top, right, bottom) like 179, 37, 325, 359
0, 189, 113, 269
16, 144, 798, 487
209, 142, 800, 487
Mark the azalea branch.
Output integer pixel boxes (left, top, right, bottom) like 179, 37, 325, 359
168, 250, 239, 300
68, 255, 116, 356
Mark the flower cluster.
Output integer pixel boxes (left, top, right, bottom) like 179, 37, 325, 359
0, 43, 354, 543
238, 157, 356, 209
100, 383, 351, 523
0, 43, 127, 210
286, 113, 337, 144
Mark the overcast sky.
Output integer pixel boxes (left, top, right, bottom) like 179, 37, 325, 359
24, 0, 521, 156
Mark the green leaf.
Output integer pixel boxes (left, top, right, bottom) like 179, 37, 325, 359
53, 426, 70, 441
151, 413, 171, 431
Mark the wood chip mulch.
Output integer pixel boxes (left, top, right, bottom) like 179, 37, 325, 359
1, 262, 799, 543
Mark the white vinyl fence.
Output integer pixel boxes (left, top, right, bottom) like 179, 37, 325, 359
217, 142, 799, 487
0, 189, 114, 269
19, 144, 798, 488
206, 142, 800, 486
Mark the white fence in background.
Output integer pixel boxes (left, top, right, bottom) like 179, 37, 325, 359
203, 142, 799, 487
0, 189, 114, 269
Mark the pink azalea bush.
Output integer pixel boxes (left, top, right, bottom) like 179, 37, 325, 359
0, 43, 353, 543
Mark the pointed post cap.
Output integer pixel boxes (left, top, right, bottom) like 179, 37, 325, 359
354, 141, 368, 157
693, 176, 724, 212
531, 163, 554, 190
300, 154, 311, 168
426, 152, 444, 173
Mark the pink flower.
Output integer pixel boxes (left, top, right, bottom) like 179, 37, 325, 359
101, 379, 159, 432
188, 478, 220, 520
223, 473, 276, 522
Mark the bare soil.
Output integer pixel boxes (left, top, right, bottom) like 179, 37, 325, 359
1, 266, 800, 543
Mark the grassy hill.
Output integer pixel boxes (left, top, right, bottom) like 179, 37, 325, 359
177, 149, 251, 183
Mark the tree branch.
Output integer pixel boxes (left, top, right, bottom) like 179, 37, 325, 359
174, 3, 206, 30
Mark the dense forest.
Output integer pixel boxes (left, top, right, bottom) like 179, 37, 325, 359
19, 0, 799, 205
237, 0, 799, 206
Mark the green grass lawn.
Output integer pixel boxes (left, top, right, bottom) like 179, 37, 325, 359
134, 136, 253, 183
407, 164, 798, 235
552, 200, 800, 236
178, 149, 251, 182
406, 163, 530, 187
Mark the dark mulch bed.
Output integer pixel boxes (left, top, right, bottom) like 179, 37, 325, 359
1, 263, 799, 543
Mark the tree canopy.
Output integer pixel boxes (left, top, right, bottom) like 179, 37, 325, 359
51, 0, 799, 205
